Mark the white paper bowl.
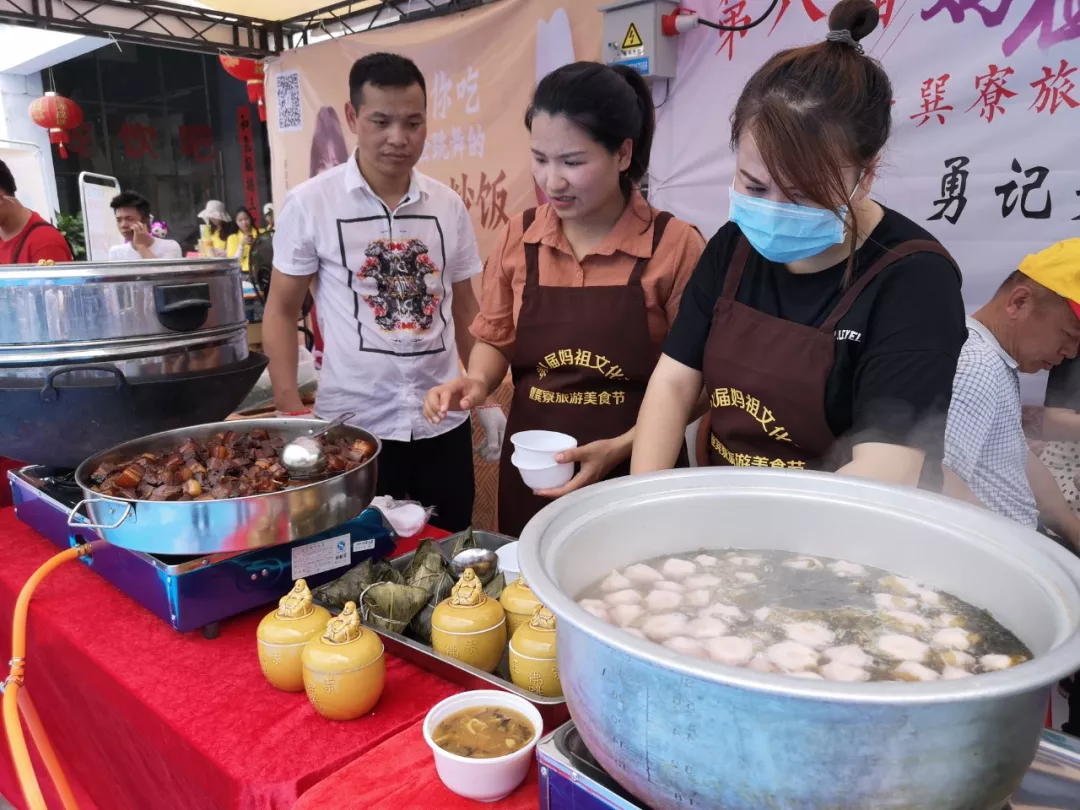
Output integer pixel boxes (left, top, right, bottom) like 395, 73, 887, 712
423, 690, 544, 802
511, 453, 574, 490
510, 430, 577, 466
496, 541, 520, 578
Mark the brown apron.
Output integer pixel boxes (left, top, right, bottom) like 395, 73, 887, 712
702, 236, 958, 470
497, 208, 676, 537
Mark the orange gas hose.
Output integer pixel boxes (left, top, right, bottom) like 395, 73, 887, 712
4, 542, 102, 810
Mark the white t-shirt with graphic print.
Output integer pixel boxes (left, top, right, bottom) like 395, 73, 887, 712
273, 157, 482, 442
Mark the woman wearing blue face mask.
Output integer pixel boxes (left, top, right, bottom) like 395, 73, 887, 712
631, 0, 966, 487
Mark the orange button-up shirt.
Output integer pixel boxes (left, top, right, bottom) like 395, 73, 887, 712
470, 192, 705, 355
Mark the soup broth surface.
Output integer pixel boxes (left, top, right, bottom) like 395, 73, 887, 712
577, 549, 1031, 683
432, 706, 535, 758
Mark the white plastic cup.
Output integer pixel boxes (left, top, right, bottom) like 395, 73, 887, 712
511, 452, 574, 490
510, 430, 577, 467
424, 689, 544, 802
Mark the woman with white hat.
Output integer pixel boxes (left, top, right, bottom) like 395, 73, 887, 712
198, 199, 232, 257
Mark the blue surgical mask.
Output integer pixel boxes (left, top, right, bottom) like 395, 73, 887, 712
728, 186, 847, 264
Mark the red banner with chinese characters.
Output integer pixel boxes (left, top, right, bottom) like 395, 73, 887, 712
237, 106, 259, 223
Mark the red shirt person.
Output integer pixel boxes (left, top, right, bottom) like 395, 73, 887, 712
0, 159, 73, 265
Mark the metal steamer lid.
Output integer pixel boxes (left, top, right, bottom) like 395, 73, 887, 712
0, 258, 248, 368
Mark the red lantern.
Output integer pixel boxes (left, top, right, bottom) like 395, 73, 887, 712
29, 92, 84, 159
220, 55, 266, 122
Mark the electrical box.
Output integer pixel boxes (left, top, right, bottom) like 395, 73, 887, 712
598, 0, 680, 80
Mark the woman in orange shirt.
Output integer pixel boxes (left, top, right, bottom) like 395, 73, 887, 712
425, 61, 704, 537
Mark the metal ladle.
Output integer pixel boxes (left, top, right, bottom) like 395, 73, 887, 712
280, 412, 355, 479
450, 547, 499, 585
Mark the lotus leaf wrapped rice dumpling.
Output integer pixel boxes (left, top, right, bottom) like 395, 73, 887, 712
405, 539, 456, 643
361, 581, 430, 634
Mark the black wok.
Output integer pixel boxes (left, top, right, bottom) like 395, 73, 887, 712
0, 353, 268, 469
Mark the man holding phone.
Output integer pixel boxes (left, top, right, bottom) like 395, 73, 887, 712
108, 191, 182, 261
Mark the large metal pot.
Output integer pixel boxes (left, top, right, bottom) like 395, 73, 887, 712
72, 417, 380, 555
519, 469, 1080, 810
0, 258, 247, 379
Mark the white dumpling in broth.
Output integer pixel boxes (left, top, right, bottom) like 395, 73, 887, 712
663, 636, 708, 659
683, 573, 724, 590
579, 599, 610, 622
783, 621, 836, 649
641, 613, 690, 642
931, 627, 975, 652
601, 570, 632, 593
623, 563, 664, 585
746, 652, 775, 673
935, 613, 965, 628
706, 636, 756, 667
735, 571, 760, 584
694, 554, 720, 567
894, 661, 940, 682
686, 616, 729, 639
979, 654, 1021, 672
645, 589, 684, 613
699, 602, 746, 622
622, 626, 646, 639
938, 649, 975, 670
942, 665, 974, 680
684, 589, 712, 608
822, 661, 870, 682
823, 645, 872, 668
610, 603, 646, 628
782, 556, 823, 571
878, 575, 922, 597
874, 593, 917, 610
766, 641, 820, 672
661, 558, 698, 581
727, 554, 763, 567
884, 610, 931, 633
918, 589, 943, 607
827, 560, 867, 577
652, 580, 685, 593
876, 634, 930, 662
604, 589, 642, 607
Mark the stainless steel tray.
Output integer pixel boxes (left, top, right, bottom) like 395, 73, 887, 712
321, 530, 569, 729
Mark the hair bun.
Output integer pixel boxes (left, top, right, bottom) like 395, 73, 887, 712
827, 0, 879, 41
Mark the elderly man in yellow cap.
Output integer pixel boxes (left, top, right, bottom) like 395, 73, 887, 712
942, 238, 1080, 552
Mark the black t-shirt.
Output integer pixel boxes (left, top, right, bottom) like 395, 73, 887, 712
664, 207, 967, 457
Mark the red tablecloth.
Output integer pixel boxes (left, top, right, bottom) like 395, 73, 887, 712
0, 509, 466, 810
292, 719, 539, 810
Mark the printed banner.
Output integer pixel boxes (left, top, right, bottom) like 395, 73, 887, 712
237, 105, 260, 224
648, 0, 1079, 402
264, 0, 600, 258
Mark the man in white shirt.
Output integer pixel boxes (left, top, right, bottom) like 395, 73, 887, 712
265, 52, 483, 531
943, 239, 1080, 550
107, 191, 183, 261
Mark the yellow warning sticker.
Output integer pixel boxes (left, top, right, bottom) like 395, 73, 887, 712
621, 22, 643, 50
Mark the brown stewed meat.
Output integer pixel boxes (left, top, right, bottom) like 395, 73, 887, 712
89, 429, 375, 502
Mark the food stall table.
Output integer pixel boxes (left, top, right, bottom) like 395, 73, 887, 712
290, 719, 539, 810
0, 509, 463, 810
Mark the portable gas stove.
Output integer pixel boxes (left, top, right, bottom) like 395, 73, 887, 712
536, 722, 1080, 810
8, 465, 396, 637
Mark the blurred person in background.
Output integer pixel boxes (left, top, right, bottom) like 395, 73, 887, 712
226, 206, 263, 273
310, 106, 351, 179
108, 191, 182, 261
265, 52, 483, 532
0, 158, 72, 265
198, 199, 233, 256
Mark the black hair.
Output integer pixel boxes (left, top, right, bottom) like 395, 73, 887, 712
110, 191, 151, 221
0, 159, 16, 196
234, 206, 256, 229
525, 61, 656, 200
349, 53, 427, 109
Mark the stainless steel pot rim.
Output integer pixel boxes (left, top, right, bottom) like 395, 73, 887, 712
0, 325, 249, 366
520, 468, 1080, 706
0, 258, 238, 284
74, 417, 382, 505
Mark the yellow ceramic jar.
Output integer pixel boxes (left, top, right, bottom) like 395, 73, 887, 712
431, 567, 507, 673
301, 601, 386, 721
256, 579, 331, 692
499, 574, 542, 638
509, 605, 562, 697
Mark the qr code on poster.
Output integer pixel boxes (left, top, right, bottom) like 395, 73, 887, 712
275, 71, 303, 132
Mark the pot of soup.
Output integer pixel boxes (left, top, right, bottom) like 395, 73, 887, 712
518, 469, 1080, 810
